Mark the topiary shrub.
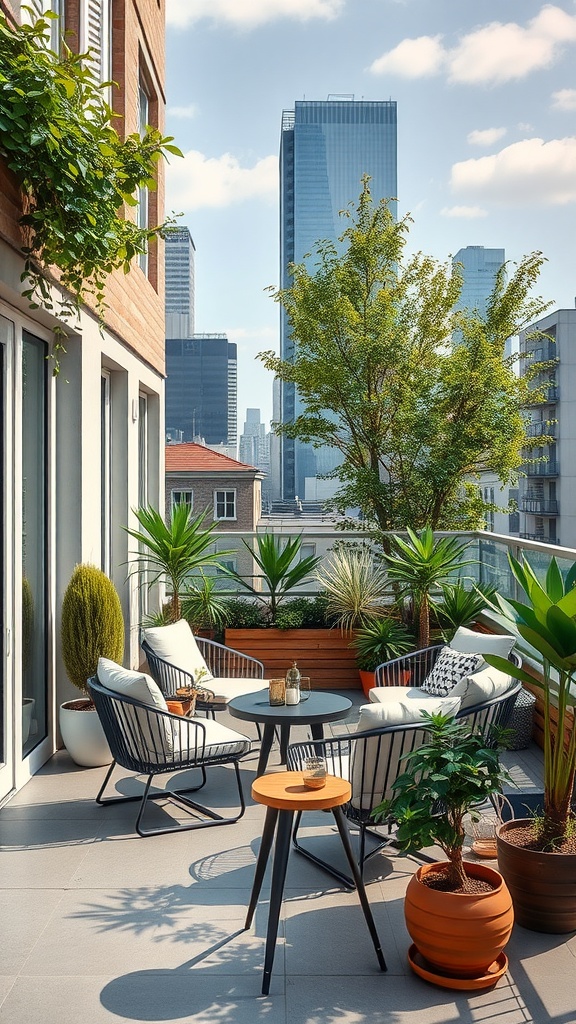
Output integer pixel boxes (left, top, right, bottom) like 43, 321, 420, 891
61, 564, 124, 696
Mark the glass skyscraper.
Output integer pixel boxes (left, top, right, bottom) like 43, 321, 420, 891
279, 98, 398, 500
165, 226, 196, 339
452, 245, 505, 320
166, 335, 237, 447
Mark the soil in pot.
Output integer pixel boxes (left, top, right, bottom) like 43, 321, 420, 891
497, 818, 576, 933
405, 861, 514, 983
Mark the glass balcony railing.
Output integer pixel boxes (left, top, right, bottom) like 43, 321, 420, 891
520, 498, 559, 515
523, 462, 559, 477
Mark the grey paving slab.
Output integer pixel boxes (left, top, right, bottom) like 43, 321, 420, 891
0, 889, 64, 974
0, 819, 98, 888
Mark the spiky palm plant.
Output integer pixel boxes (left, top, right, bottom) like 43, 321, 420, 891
124, 504, 232, 623
384, 527, 476, 649
230, 533, 321, 624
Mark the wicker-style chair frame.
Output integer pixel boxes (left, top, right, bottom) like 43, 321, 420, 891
88, 675, 251, 837
287, 653, 522, 888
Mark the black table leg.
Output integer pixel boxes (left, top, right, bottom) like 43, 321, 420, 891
245, 806, 278, 930
257, 725, 276, 776
331, 806, 387, 972
262, 809, 294, 996
279, 724, 291, 765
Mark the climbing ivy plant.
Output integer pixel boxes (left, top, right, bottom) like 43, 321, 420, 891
0, 9, 181, 370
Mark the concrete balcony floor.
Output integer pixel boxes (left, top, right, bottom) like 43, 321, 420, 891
1, 692, 574, 1024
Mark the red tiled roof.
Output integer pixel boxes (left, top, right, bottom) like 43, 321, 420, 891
165, 442, 258, 473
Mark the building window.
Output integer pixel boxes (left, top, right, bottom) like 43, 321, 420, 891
171, 489, 193, 511
483, 486, 495, 532
508, 489, 519, 534
214, 490, 236, 520
137, 76, 150, 275
300, 542, 316, 562
101, 371, 111, 576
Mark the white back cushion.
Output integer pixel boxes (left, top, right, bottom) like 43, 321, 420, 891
450, 627, 516, 659
350, 695, 461, 811
142, 619, 214, 682
98, 657, 173, 760
451, 663, 513, 709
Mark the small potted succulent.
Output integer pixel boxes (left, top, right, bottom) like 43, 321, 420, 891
372, 711, 514, 988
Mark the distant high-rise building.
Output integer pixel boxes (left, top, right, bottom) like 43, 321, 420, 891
165, 226, 196, 338
452, 246, 505, 326
279, 97, 398, 499
239, 408, 271, 504
166, 335, 237, 448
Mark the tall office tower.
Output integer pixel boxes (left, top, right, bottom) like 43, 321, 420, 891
166, 335, 237, 448
165, 226, 196, 338
279, 97, 398, 499
239, 408, 269, 466
452, 245, 505, 325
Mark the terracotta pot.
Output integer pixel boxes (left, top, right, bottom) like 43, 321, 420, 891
358, 670, 376, 699
405, 861, 514, 978
497, 818, 576, 933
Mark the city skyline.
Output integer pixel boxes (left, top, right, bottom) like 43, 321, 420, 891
164, 0, 576, 424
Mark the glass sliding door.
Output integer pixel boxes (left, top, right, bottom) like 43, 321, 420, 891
21, 331, 48, 757
0, 319, 10, 798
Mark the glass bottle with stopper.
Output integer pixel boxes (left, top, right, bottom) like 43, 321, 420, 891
285, 662, 301, 705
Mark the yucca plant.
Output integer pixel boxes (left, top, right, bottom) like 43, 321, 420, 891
352, 616, 415, 672
315, 547, 390, 631
229, 533, 321, 624
384, 527, 476, 649
485, 553, 576, 847
61, 564, 124, 698
433, 581, 498, 642
124, 503, 232, 623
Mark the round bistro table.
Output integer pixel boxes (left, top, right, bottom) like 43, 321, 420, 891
227, 688, 353, 776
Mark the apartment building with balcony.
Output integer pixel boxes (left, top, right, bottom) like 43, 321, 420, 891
0, 0, 167, 800
518, 308, 576, 547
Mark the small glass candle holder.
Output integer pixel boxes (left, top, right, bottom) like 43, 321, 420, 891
299, 676, 311, 701
470, 813, 498, 858
303, 756, 327, 789
269, 678, 286, 706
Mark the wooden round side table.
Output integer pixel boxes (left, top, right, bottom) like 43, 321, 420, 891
245, 771, 387, 995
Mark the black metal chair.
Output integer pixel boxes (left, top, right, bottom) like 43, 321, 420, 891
141, 633, 265, 717
87, 675, 251, 837
287, 674, 522, 888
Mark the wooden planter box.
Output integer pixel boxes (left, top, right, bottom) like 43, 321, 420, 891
224, 628, 360, 690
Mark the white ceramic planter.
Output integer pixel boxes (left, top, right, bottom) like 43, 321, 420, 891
59, 700, 112, 767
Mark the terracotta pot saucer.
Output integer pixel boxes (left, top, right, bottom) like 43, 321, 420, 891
408, 945, 508, 990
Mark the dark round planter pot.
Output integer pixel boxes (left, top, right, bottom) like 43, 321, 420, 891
497, 818, 576, 933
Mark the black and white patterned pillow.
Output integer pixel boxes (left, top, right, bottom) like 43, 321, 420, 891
421, 647, 483, 697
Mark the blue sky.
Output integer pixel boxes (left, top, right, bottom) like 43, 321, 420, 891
164, 0, 576, 428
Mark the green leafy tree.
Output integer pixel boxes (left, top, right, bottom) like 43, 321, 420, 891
260, 178, 550, 532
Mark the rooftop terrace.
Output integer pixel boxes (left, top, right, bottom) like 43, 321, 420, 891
1, 693, 573, 1024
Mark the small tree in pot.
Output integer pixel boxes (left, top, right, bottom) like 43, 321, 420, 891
60, 564, 124, 766
372, 711, 514, 985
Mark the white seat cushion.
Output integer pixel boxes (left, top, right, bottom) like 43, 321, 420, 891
369, 686, 442, 705
421, 646, 482, 697
450, 627, 516, 659
204, 678, 267, 703
173, 716, 251, 760
97, 657, 174, 759
142, 620, 214, 683
450, 664, 513, 709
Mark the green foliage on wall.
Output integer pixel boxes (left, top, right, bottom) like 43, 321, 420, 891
0, 10, 181, 368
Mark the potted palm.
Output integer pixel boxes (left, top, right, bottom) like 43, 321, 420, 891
485, 553, 576, 932
373, 711, 513, 988
352, 617, 414, 697
60, 563, 125, 767
383, 527, 476, 649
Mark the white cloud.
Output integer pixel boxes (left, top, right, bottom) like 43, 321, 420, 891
166, 0, 343, 29
551, 87, 576, 110
440, 206, 488, 219
167, 104, 197, 120
451, 137, 576, 205
368, 34, 445, 77
369, 5, 576, 85
467, 127, 507, 147
166, 150, 278, 211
